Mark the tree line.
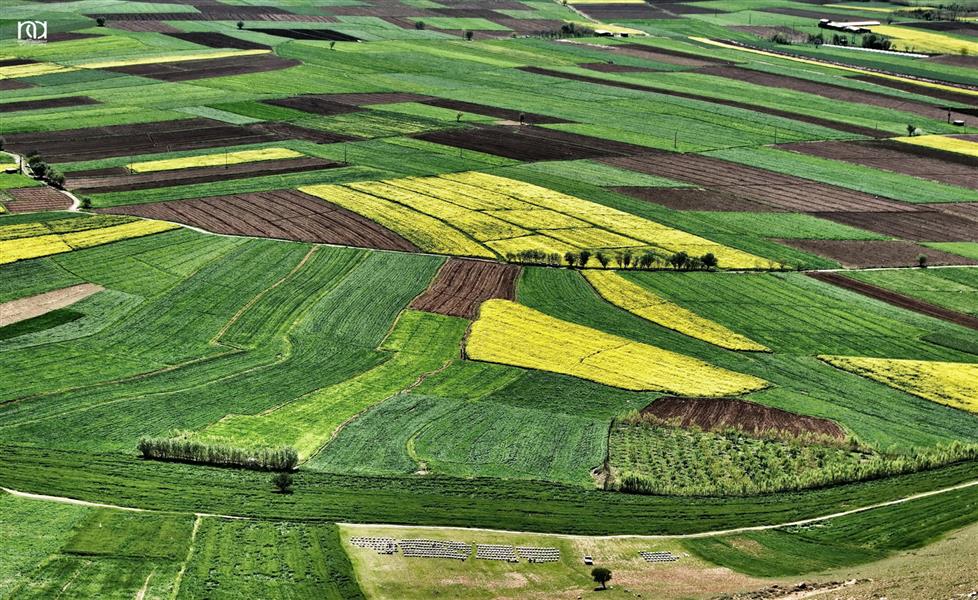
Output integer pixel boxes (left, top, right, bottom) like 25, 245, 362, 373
504, 248, 719, 270
137, 436, 298, 471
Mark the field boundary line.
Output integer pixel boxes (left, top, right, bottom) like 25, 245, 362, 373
169, 514, 203, 600
4, 477, 978, 539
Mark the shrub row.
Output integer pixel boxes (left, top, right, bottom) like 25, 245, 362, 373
137, 436, 298, 471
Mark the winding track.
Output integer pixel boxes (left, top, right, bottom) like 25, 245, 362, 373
4, 476, 978, 540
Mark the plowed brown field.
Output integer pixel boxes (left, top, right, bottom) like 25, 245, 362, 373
642, 397, 846, 440
410, 258, 519, 318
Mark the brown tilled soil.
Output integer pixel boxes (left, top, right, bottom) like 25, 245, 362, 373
247, 28, 360, 41
99, 189, 418, 252
67, 157, 341, 194
762, 6, 837, 18
2, 118, 350, 163
783, 139, 978, 190
106, 54, 300, 81
3, 187, 72, 213
264, 94, 365, 116
903, 20, 978, 34
517, 66, 887, 137
410, 258, 519, 318
109, 21, 183, 33
642, 396, 846, 440
421, 98, 568, 124
604, 44, 729, 68
580, 62, 662, 73
851, 74, 978, 106
416, 124, 649, 161
0, 59, 38, 67
483, 18, 564, 35
163, 32, 270, 50
808, 271, 978, 331
779, 239, 978, 268
695, 65, 965, 121
611, 186, 782, 212
573, 3, 678, 19
0, 283, 104, 327
602, 153, 916, 212
926, 54, 978, 69
0, 96, 100, 113
933, 201, 978, 222
730, 26, 808, 42
320, 92, 436, 105
812, 210, 978, 242
0, 79, 34, 90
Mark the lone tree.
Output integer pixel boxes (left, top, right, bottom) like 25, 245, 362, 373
415, 21, 426, 30
701, 252, 718, 270
464, 30, 474, 41
96, 16, 106, 27
237, 21, 244, 30
906, 123, 919, 136
591, 567, 612, 590
917, 254, 928, 268
273, 472, 294, 494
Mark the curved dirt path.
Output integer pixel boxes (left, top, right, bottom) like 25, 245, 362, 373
4, 476, 978, 539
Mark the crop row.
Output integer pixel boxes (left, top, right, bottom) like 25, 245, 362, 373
0, 217, 178, 265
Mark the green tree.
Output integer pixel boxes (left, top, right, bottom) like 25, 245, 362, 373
595, 252, 610, 268
917, 254, 928, 268
701, 253, 718, 270
579, 250, 591, 267
669, 251, 689, 270
564, 251, 577, 268
273, 472, 294, 494
591, 567, 612, 589
236, 21, 244, 30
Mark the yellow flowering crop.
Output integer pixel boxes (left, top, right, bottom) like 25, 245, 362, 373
300, 184, 493, 258
0, 62, 75, 79
870, 25, 978, 56
584, 270, 770, 351
467, 299, 769, 395
78, 49, 270, 70
0, 219, 177, 265
893, 135, 978, 159
820, 356, 978, 413
128, 147, 304, 173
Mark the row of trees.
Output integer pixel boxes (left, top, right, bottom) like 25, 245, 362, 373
24, 151, 66, 188
503, 249, 719, 270
137, 436, 299, 471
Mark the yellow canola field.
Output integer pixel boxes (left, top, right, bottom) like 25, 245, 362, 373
584, 270, 770, 351
0, 62, 75, 79
300, 184, 494, 258
128, 147, 304, 173
893, 135, 978, 158
0, 219, 177, 265
78, 49, 269, 70
869, 25, 978, 56
467, 299, 769, 395
820, 356, 978, 413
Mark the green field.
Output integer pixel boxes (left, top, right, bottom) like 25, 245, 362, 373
2, 0, 978, 596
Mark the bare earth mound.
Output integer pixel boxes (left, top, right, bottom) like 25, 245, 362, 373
779, 239, 978, 268
0, 283, 103, 327
410, 258, 520, 318
642, 396, 846, 440
808, 271, 978, 332
100, 189, 418, 252
3, 187, 72, 213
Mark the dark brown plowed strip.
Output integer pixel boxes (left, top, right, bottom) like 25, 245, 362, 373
782, 139, 978, 190
3, 118, 348, 164
422, 98, 568, 124
163, 32, 270, 50
98, 190, 418, 252
46, 32, 102, 42
66, 166, 130, 177
695, 65, 965, 121
320, 92, 437, 106
602, 153, 917, 212
0, 58, 38, 67
933, 202, 978, 223
410, 258, 520, 319
763, 7, 837, 18
109, 21, 183, 33
0, 79, 35, 91
927, 55, 978, 69
903, 20, 978, 32
579, 63, 662, 73
779, 239, 978, 268
3, 187, 72, 213
264, 94, 364, 116
0, 96, 99, 113
657, 3, 721, 14
850, 75, 978, 106
808, 271, 978, 331
106, 54, 299, 82
67, 157, 341, 193
517, 66, 887, 137
811, 211, 978, 242
247, 28, 359, 41
613, 44, 733, 67
642, 397, 846, 440
416, 124, 651, 161
573, 4, 677, 19
486, 18, 564, 35
611, 186, 783, 212
430, 7, 506, 18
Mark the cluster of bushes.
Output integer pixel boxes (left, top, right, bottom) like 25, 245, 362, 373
608, 413, 978, 497
504, 249, 719, 270
137, 436, 298, 471
25, 151, 65, 188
